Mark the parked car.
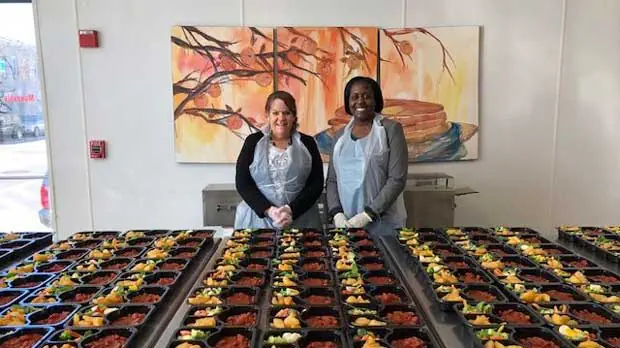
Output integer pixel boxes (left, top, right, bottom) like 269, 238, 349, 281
39, 172, 51, 228
0, 113, 24, 139
21, 114, 45, 137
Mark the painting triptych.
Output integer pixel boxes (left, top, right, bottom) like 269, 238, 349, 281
171, 26, 479, 163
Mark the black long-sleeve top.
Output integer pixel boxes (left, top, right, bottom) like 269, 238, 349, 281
235, 131, 324, 219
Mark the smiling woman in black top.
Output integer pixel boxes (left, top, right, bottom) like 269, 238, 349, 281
234, 91, 324, 229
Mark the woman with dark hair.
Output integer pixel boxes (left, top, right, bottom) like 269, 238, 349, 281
234, 91, 324, 229
326, 76, 408, 235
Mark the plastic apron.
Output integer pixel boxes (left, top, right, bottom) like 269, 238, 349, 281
234, 129, 322, 229
332, 115, 407, 236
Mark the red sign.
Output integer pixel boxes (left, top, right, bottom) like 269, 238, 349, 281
1, 94, 36, 103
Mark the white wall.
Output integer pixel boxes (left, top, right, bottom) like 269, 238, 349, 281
34, 0, 620, 239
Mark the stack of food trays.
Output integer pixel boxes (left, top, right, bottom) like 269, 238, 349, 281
0, 232, 53, 270
261, 227, 432, 348
0, 228, 214, 348
397, 226, 620, 348
558, 226, 620, 263
168, 228, 275, 348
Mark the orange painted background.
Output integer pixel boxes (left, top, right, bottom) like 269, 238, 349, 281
171, 26, 479, 163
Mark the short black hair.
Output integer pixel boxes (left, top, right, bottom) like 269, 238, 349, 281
343, 76, 384, 115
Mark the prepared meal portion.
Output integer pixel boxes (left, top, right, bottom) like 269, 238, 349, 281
111, 312, 146, 326
375, 292, 402, 304
225, 312, 256, 326
225, 292, 253, 305
34, 311, 71, 325
305, 342, 339, 348
465, 290, 497, 302
304, 295, 333, 305
386, 311, 420, 325
517, 337, 559, 348
305, 315, 339, 328
303, 278, 329, 287
0, 333, 44, 348
214, 334, 250, 348
84, 334, 128, 348
571, 309, 612, 324
498, 309, 531, 324
390, 337, 427, 348
544, 290, 574, 301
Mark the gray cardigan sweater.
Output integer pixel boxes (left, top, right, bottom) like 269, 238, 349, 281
325, 117, 408, 220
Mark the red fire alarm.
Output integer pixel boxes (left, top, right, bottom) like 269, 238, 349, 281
79, 30, 99, 48
89, 140, 106, 159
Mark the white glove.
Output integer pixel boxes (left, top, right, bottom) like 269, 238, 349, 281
347, 211, 372, 228
333, 213, 350, 228
267, 206, 292, 228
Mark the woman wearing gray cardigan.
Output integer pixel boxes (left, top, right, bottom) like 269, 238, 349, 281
326, 76, 408, 236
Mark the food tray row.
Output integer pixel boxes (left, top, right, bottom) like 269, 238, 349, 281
0, 232, 53, 271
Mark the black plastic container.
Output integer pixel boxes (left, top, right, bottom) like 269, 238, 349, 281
36, 261, 74, 273
80, 327, 136, 348
0, 327, 53, 347
581, 269, 620, 285
453, 268, 494, 285
461, 285, 510, 303
538, 244, 575, 256
105, 304, 155, 328
248, 247, 275, 259
126, 237, 155, 248
500, 255, 539, 269
143, 271, 180, 287
230, 271, 266, 287
298, 272, 333, 288
242, 258, 271, 272
206, 327, 256, 348
539, 284, 589, 302
126, 286, 169, 304
371, 285, 411, 305
221, 287, 260, 306
99, 258, 135, 271
158, 258, 189, 272
219, 306, 259, 328
80, 271, 119, 286
169, 247, 198, 259
0, 289, 27, 309
364, 270, 400, 286
517, 269, 564, 284
511, 327, 573, 348
433, 244, 464, 258
568, 303, 620, 326
486, 244, 518, 257
520, 234, 553, 244
301, 306, 342, 329
9, 273, 53, 289
55, 249, 90, 261
355, 246, 381, 258
298, 330, 345, 348
44, 328, 99, 346
559, 255, 598, 269
113, 247, 146, 258
299, 258, 329, 272
357, 257, 386, 272
442, 256, 478, 270
379, 304, 423, 327
599, 328, 620, 347
27, 304, 80, 327
300, 287, 337, 306
57, 286, 102, 304
0, 239, 32, 250
74, 239, 102, 249
386, 328, 436, 348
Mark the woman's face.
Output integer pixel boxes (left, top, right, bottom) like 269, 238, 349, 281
268, 98, 295, 140
348, 81, 376, 122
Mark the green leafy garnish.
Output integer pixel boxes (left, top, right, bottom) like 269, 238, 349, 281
462, 302, 492, 314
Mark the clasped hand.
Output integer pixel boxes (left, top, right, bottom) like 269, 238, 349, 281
267, 205, 292, 228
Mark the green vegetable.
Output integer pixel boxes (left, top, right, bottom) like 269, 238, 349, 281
58, 330, 76, 341
265, 332, 302, 344
348, 307, 377, 316
476, 327, 509, 340
341, 264, 360, 278
462, 302, 492, 314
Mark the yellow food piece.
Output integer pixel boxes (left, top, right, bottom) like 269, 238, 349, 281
31, 295, 57, 304
520, 290, 551, 303
33, 253, 53, 262
481, 261, 504, 270
116, 278, 144, 289
156, 237, 177, 249
89, 249, 113, 259
53, 242, 72, 251
189, 317, 216, 327
469, 315, 491, 325
11, 264, 34, 274
72, 314, 104, 327
567, 272, 589, 285
342, 278, 364, 286
188, 295, 222, 305
215, 265, 237, 272
77, 264, 98, 272
271, 295, 294, 306
441, 287, 465, 302
54, 276, 78, 287
578, 341, 604, 348
203, 278, 228, 287
346, 296, 370, 304
277, 263, 293, 271
336, 259, 353, 271
361, 336, 384, 348
503, 275, 524, 284
353, 317, 386, 326
131, 263, 156, 273
146, 248, 169, 259
474, 247, 488, 256
283, 314, 301, 328
545, 313, 578, 326
506, 237, 523, 246
545, 258, 563, 269
274, 277, 297, 287
484, 341, 523, 348
93, 293, 123, 306
589, 293, 620, 303
433, 270, 458, 284
0, 307, 27, 326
